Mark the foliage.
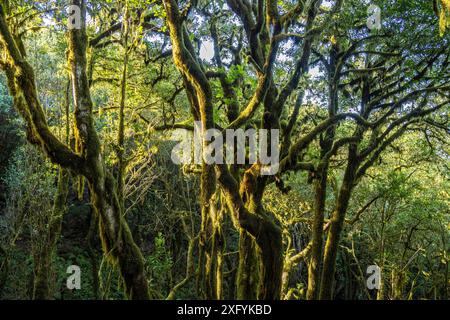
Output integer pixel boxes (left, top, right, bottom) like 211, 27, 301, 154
0, 0, 448, 300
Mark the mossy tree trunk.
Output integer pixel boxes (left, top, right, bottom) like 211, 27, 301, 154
307, 42, 341, 300
163, 0, 284, 299
0, 1, 150, 299
68, 1, 149, 299
218, 167, 283, 300
197, 175, 217, 299
306, 170, 328, 300
204, 200, 226, 300
236, 230, 259, 299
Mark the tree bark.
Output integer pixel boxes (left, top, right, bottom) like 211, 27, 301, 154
319, 149, 358, 299
236, 230, 259, 299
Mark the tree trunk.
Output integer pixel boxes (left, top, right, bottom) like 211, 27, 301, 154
319, 152, 357, 299
0, 0, 152, 300
238, 174, 283, 300
307, 43, 339, 299
307, 168, 328, 299
236, 230, 259, 299
163, 0, 285, 300
256, 219, 283, 300
66, 1, 151, 299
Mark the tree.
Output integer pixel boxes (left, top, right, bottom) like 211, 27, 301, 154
0, 0, 150, 299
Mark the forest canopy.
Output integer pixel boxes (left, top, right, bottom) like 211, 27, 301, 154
0, 0, 448, 300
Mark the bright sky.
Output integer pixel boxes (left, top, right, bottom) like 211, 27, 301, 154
199, 40, 215, 61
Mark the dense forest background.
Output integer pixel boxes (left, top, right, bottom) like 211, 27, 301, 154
0, 0, 448, 300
